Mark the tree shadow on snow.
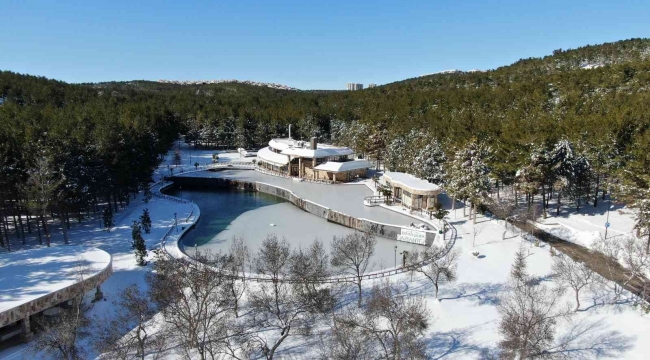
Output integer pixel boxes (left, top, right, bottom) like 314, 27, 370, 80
545, 318, 635, 359
435, 282, 505, 306
424, 324, 498, 359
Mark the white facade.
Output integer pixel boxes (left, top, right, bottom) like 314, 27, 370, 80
256, 138, 370, 182
346, 83, 364, 91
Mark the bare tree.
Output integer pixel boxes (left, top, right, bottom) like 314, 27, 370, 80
330, 232, 377, 306
412, 246, 459, 299
29, 262, 92, 360
332, 281, 430, 360
25, 154, 61, 247
146, 250, 246, 360
94, 285, 160, 360
552, 254, 595, 311
227, 236, 250, 318
498, 251, 571, 359
290, 239, 336, 312
316, 316, 374, 360
591, 235, 625, 301
489, 198, 517, 240
510, 248, 529, 284
592, 235, 650, 301
30, 296, 90, 360
248, 235, 332, 360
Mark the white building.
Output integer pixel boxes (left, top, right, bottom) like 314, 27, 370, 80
382, 172, 441, 211
256, 137, 371, 182
347, 83, 364, 91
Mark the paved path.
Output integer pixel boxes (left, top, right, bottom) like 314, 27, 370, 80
513, 219, 650, 303
178, 169, 424, 227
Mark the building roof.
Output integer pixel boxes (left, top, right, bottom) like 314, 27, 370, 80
383, 172, 441, 195
257, 146, 290, 166
0, 246, 112, 323
314, 160, 372, 173
269, 138, 354, 158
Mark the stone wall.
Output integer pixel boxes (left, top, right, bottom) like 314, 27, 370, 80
303, 166, 332, 181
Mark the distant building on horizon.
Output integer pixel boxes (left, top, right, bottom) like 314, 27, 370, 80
368, 83, 377, 88
347, 83, 363, 91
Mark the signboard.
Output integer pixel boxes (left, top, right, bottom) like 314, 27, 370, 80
397, 228, 426, 245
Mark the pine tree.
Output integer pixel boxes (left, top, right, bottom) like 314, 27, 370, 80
139, 208, 152, 234
131, 221, 147, 265
511, 248, 528, 284
143, 187, 152, 203
131, 221, 141, 249
445, 139, 492, 222
412, 140, 446, 184
102, 206, 114, 232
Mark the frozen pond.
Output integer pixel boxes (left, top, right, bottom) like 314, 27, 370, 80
178, 169, 421, 227
165, 187, 426, 271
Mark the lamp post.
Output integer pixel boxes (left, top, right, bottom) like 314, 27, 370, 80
605, 190, 611, 240
394, 246, 398, 268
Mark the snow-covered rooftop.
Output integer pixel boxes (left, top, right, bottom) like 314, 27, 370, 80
0, 246, 111, 313
257, 146, 290, 166
269, 138, 354, 158
314, 159, 372, 173
383, 172, 441, 194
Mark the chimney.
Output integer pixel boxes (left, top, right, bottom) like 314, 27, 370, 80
310, 137, 318, 150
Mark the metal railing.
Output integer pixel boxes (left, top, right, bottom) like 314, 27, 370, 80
364, 195, 384, 205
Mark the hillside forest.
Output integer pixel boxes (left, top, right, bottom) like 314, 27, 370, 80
1, 38, 650, 251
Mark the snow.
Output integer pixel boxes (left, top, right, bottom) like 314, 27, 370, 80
383, 171, 441, 193
269, 138, 354, 158
257, 146, 290, 165
179, 169, 424, 227
581, 63, 604, 70
186, 201, 424, 271
0, 247, 111, 313
313, 159, 372, 172
3, 140, 650, 359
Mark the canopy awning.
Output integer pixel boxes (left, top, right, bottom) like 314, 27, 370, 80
257, 147, 289, 166
314, 160, 372, 173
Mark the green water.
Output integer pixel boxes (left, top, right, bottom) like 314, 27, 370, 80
164, 188, 284, 247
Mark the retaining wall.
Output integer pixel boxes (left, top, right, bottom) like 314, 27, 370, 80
169, 175, 436, 246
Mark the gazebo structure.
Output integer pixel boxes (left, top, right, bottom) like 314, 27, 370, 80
382, 172, 441, 211
256, 136, 371, 182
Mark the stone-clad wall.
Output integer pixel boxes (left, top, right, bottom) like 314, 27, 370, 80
254, 182, 435, 245
0, 259, 113, 328
169, 175, 255, 190
170, 176, 435, 246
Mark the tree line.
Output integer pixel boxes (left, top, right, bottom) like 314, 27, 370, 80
3, 38, 650, 251
0, 71, 180, 250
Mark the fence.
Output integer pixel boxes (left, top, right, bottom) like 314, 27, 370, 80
364, 195, 384, 205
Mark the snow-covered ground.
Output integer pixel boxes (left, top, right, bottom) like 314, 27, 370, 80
2, 141, 649, 359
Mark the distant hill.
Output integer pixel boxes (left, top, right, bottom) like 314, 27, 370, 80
157, 79, 298, 91
2, 37, 650, 206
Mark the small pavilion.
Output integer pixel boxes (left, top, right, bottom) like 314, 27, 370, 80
382, 172, 441, 211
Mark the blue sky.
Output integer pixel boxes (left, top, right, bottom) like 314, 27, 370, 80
1, 0, 648, 89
